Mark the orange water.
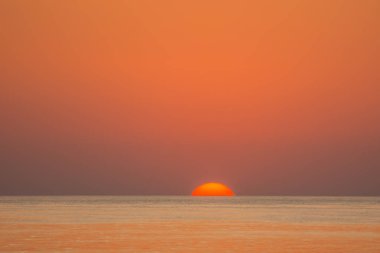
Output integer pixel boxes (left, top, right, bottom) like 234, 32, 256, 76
1, 196, 379, 252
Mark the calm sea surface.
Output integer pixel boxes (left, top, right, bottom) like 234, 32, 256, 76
0, 196, 379, 252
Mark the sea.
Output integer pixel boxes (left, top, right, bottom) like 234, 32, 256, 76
0, 196, 379, 252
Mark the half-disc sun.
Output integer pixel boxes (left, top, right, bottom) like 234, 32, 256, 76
192, 182, 235, 196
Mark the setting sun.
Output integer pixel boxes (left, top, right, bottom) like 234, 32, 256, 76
192, 182, 235, 196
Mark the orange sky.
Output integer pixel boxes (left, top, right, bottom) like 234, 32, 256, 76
1, 0, 379, 195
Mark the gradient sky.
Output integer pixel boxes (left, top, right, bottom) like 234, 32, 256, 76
1, 0, 379, 195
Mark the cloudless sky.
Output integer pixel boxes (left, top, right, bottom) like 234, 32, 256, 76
1, 0, 379, 195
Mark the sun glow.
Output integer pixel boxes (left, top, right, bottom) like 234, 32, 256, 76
192, 182, 235, 196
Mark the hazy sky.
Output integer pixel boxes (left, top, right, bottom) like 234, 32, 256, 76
1, 0, 379, 195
